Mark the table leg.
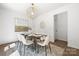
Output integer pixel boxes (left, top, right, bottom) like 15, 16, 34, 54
34, 40, 36, 51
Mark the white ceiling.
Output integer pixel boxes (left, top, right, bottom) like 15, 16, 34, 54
0, 3, 70, 17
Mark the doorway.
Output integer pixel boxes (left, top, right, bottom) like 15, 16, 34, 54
54, 12, 68, 42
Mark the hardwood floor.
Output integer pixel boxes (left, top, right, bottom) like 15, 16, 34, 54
51, 40, 79, 56
51, 40, 67, 48
0, 42, 17, 56
63, 47, 79, 56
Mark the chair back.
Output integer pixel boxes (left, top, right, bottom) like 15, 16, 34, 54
16, 34, 26, 44
41, 35, 49, 46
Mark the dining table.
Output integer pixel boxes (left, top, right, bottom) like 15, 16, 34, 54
21, 33, 47, 51
27, 33, 43, 51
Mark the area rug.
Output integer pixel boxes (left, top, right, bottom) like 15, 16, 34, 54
16, 42, 65, 56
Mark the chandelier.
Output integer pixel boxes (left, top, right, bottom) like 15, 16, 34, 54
26, 3, 38, 19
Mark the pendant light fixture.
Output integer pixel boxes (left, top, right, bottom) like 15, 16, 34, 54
26, 3, 38, 19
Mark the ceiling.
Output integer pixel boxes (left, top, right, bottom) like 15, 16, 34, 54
0, 3, 70, 17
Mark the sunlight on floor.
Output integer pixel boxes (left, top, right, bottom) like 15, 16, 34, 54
9, 50, 20, 56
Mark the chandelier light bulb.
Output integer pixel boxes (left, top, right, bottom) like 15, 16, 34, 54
31, 11, 34, 15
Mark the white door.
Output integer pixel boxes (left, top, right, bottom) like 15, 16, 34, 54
54, 12, 67, 41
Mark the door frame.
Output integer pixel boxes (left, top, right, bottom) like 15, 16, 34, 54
53, 11, 68, 42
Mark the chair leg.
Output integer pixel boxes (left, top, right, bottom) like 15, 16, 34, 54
45, 46, 47, 56
24, 45, 26, 56
48, 43, 52, 53
18, 41, 20, 49
17, 41, 19, 49
37, 45, 39, 53
19, 42, 22, 56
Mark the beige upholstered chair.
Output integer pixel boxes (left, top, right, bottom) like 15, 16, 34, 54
37, 35, 49, 46
16, 34, 33, 55
16, 34, 33, 45
37, 35, 51, 56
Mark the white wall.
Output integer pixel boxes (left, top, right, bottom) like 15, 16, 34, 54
34, 4, 79, 49
67, 4, 79, 49
33, 12, 54, 42
0, 9, 17, 45
0, 7, 29, 45
0, 6, 33, 45
53, 4, 79, 49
